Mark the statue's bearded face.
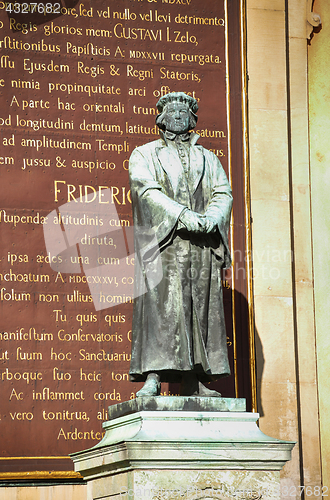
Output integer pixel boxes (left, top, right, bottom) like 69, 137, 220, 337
163, 102, 190, 134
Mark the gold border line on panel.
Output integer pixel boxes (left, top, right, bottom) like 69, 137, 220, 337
225, 0, 239, 399
0, 457, 83, 480
0, 472, 82, 480
0, 456, 69, 460
240, 0, 257, 412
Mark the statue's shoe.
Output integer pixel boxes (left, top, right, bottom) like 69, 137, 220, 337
193, 383, 222, 397
136, 377, 160, 397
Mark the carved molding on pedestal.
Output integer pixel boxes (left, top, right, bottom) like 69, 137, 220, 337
307, 0, 321, 39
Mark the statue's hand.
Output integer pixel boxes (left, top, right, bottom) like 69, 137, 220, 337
195, 217, 219, 249
179, 209, 206, 233
204, 217, 218, 234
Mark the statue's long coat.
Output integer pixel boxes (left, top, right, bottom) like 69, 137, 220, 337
128, 133, 233, 383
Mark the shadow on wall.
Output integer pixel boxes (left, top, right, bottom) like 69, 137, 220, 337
254, 317, 264, 418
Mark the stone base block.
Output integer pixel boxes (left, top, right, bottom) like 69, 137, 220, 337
71, 397, 295, 500
88, 469, 281, 500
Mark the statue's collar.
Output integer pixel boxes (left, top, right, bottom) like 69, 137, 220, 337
164, 130, 190, 142
160, 130, 200, 146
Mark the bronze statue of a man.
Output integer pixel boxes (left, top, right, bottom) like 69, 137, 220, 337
128, 92, 233, 397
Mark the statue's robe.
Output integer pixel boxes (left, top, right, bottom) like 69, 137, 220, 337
128, 132, 233, 383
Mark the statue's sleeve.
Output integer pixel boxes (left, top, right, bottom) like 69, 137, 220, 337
203, 151, 233, 268
129, 147, 187, 261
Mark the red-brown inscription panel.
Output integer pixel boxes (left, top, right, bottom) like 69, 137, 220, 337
0, 0, 250, 475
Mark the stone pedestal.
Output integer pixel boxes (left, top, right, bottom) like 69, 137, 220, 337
71, 397, 295, 500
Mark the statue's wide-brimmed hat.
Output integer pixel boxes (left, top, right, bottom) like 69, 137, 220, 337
156, 92, 198, 114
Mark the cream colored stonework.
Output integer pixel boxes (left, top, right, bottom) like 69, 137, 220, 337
247, 0, 321, 493
89, 469, 281, 500
308, 0, 330, 489
247, 5, 298, 486
0, 485, 86, 500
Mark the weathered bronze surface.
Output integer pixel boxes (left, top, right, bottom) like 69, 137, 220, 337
128, 92, 233, 397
